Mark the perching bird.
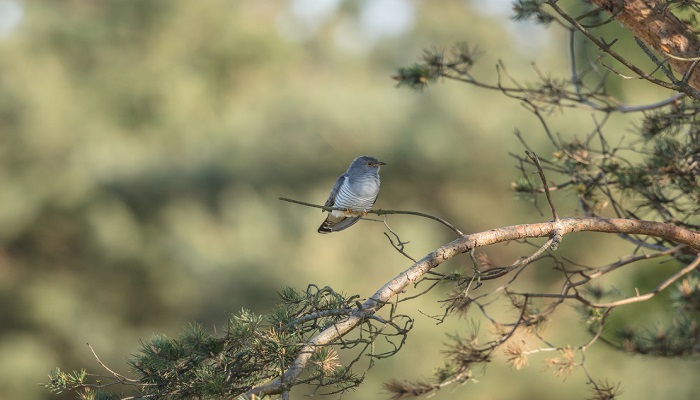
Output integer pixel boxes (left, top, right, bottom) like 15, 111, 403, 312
318, 155, 386, 234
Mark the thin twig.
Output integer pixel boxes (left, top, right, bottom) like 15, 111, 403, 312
526, 151, 558, 221
383, 219, 417, 263
578, 255, 700, 308
278, 197, 464, 236
87, 343, 140, 383
546, 1, 681, 92
586, 245, 685, 280
633, 36, 676, 81
478, 237, 556, 281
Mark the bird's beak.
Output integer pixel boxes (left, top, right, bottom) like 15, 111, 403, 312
378, 161, 387, 166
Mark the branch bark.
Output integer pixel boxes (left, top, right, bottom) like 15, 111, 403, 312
242, 216, 700, 398
591, 0, 700, 91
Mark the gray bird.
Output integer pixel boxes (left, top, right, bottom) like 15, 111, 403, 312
318, 155, 386, 234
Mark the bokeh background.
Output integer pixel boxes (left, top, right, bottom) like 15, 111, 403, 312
0, 1, 698, 399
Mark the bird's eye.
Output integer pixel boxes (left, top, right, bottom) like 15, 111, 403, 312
367, 162, 373, 166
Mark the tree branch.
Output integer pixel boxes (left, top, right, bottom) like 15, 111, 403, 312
576, 254, 700, 308
526, 151, 558, 221
242, 216, 700, 398
561, 0, 700, 96
278, 197, 464, 236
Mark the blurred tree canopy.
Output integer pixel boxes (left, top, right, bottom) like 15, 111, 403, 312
0, 1, 698, 400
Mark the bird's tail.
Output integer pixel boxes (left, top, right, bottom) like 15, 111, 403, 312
317, 215, 361, 234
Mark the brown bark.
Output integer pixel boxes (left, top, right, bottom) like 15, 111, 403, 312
593, 0, 700, 90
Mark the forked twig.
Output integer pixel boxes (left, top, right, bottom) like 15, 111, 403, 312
383, 219, 417, 263
526, 151, 558, 221
578, 255, 700, 308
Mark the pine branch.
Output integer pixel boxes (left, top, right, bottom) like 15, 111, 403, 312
243, 215, 700, 398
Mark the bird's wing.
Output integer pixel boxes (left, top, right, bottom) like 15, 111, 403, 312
323, 173, 347, 208
326, 215, 361, 232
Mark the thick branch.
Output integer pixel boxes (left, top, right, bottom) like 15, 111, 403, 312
242, 216, 700, 398
589, 0, 700, 92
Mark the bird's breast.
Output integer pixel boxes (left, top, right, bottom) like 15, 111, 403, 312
348, 175, 379, 198
352, 177, 380, 197
334, 175, 380, 211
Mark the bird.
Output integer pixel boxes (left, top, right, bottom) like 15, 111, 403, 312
318, 155, 386, 234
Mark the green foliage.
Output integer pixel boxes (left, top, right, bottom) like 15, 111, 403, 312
393, 64, 438, 91
511, 0, 554, 25
45, 368, 88, 395
505, 98, 700, 232
383, 331, 482, 400
511, 176, 535, 193
520, 94, 700, 363
617, 317, 700, 357
611, 272, 700, 358
593, 106, 699, 228
572, 277, 700, 358
663, 0, 700, 29
392, 43, 481, 91
45, 285, 397, 399
588, 380, 622, 400
671, 275, 700, 312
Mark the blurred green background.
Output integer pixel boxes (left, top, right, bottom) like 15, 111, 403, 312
0, 1, 697, 399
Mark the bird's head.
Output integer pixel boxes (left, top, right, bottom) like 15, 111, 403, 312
351, 155, 386, 172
